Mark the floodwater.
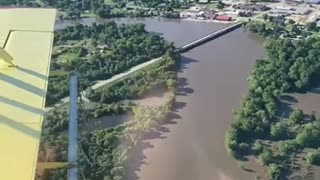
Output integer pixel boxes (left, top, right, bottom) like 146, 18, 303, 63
57, 18, 266, 179
280, 92, 320, 179
130, 27, 265, 180
58, 18, 265, 179
56, 17, 320, 179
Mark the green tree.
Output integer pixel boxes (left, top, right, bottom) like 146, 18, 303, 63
225, 128, 240, 156
270, 121, 287, 140
310, 111, 316, 122
262, 14, 268, 21
253, 140, 263, 155
288, 19, 295, 24
296, 123, 320, 148
289, 109, 304, 125
268, 163, 282, 180
91, 38, 97, 47
278, 140, 299, 155
268, 16, 273, 22
259, 148, 273, 165
265, 101, 276, 116
0, 0, 17, 5
307, 149, 320, 165
217, 1, 225, 9
307, 21, 317, 31
96, 7, 111, 18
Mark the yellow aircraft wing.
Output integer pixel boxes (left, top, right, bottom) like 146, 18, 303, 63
0, 8, 56, 180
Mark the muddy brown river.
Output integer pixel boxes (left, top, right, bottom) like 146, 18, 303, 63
60, 17, 320, 179
131, 25, 265, 180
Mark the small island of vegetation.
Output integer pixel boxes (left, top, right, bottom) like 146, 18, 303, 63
226, 19, 320, 179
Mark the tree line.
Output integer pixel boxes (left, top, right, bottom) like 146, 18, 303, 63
246, 19, 318, 39
0, 0, 40, 6
2, 0, 186, 19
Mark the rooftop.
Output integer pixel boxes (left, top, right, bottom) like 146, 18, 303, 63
0, 8, 56, 180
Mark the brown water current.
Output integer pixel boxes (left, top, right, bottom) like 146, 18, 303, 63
56, 17, 320, 179
125, 23, 265, 180
58, 17, 266, 179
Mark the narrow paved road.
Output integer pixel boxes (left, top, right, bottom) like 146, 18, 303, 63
45, 56, 163, 111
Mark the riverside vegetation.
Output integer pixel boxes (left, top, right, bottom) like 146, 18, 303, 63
226, 21, 320, 179
38, 21, 180, 179
47, 21, 173, 105
40, 94, 177, 180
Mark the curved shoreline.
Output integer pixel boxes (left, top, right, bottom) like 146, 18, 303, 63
131, 28, 265, 180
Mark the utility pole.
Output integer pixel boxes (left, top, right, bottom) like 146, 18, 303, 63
68, 72, 79, 180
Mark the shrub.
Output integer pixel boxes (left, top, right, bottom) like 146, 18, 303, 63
278, 140, 299, 155
239, 142, 250, 155
306, 149, 320, 165
289, 109, 304, 125
225, 128, 241, 156
296, 123, 320, 148
268, 163, 282, 180
253, 140, 263, 155
270, 121, 287, 140
259, 148, 273, 165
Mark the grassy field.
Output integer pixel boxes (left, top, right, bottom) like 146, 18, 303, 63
105, 0, 116, 5
81, 12, 96, 18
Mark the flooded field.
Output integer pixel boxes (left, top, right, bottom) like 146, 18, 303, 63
280, 91, 320, 179
132, 88, 171, 107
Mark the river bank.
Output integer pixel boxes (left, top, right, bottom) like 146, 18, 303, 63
127, 27, 265, 180
47, 17, 320, 179
53, 17, 262, 179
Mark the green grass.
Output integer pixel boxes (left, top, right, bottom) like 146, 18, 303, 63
104, 0, 116, 5
57, 52, 79, 63
81, 12, 96, 18
206, 2, 217, 9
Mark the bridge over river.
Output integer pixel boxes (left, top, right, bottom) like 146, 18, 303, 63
46, 22, 243, 110
177, 22, 242, 52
